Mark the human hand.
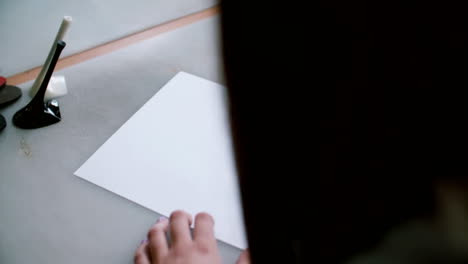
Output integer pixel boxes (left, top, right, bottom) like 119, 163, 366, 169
134, 210, 250, 264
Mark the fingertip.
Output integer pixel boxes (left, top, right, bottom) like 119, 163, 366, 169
150, 215, 170, 232
170, 210, 193, 225
148, 225, 167, 240
195, 212, 214, 225
169, 210, 194, 247
134, 243, 151, 264
193, 212, 217, 248
156, 215, 168, 223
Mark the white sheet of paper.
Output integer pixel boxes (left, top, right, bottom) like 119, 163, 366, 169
75, 72, 246, 249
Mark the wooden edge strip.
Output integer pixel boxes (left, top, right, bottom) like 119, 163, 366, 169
7, 6, 219, 85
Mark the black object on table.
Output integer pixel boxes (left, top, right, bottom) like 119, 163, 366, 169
0, 114, 5, 132
0, 76, 22, 107
0, 75, 22, 132
13, 40, 66, 129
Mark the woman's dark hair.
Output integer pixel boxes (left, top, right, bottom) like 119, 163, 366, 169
221, 1, 466, 263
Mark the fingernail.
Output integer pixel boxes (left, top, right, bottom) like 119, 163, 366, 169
140, 239, 148, 245
157, 216, 168, 223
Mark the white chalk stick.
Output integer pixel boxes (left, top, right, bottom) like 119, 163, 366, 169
30, 16, 72, 98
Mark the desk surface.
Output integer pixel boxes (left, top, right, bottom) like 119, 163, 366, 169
0, 15, 241, 264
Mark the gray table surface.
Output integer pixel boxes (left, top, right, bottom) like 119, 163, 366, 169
0, 0, 217, 77
0, 15, 241, 264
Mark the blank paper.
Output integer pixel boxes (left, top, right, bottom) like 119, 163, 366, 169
75, 72, 246, 249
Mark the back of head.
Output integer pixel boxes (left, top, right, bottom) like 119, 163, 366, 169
221, 1, 468, 263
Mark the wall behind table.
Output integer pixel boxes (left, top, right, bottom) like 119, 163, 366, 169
0, 0, 217, 77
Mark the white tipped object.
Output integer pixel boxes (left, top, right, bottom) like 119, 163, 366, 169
44, 76, 68, 101
30, 16, 72, 98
